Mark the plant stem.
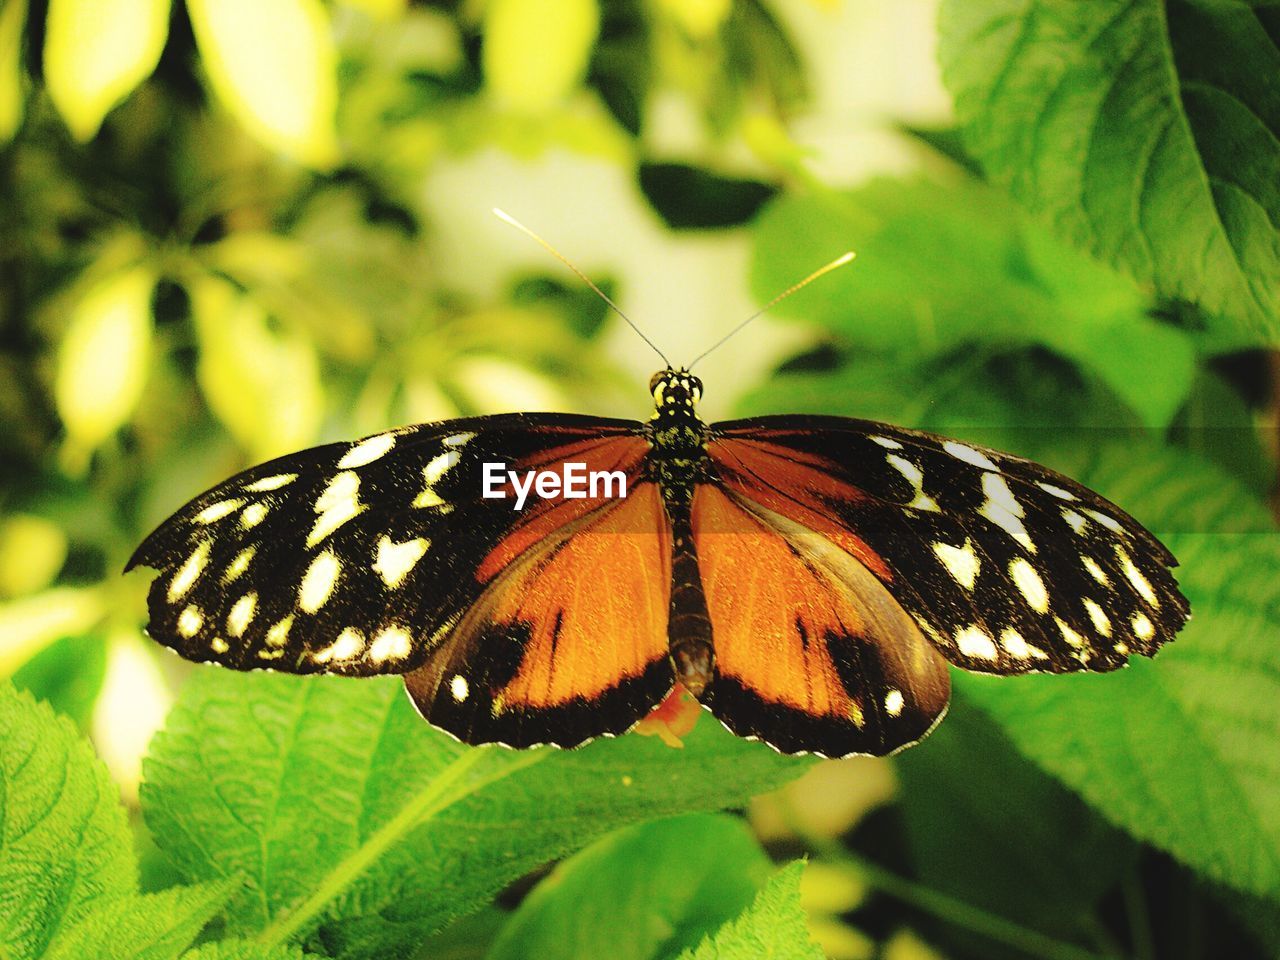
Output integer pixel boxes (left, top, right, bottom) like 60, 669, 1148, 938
793, 822, 1123, 960
256, 745, 550, 947
1122, 859, 1155, 960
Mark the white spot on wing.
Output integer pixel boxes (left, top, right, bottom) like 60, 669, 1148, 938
1083, 598, 1111, 636
884, 689, 904, 716
196, 499, 245, 523
871, 435, 903, 450
1037, 482, 1076, 500
299, 550, 341, 613
308, 471, 363, 547
169, 541, 211, 602
425, 450, 460, 483
314, 627, 364, 663
224, 546, 256, 583
1063, 509, 1088, 534
1055, 617, 1086, 648
886, 454, 940, 512
980, 473, 1035, 552
338, 433, 396, 469
241, 503, 269, 528
1116, 546, 1158, 607
245, 473, 297, 492
210, 636, 229, 654
178, 605, 203, 637
413, 450, 461, 508
955, 625, 998, 660
266, 615, 294, 648
227, 592, 257, 637
943, 441, 999, 471
450, 674, 470, 701
373, 535, 429, 589
1008, 558, 1049, 613
1085, 509, 1124, 534
443, 432, 476, 448
1132, 612, 1155, 640
369, 625, 413, 662
933, 539, 980, 590
999, 628, 1032, 659
1082, 556, 1109, 585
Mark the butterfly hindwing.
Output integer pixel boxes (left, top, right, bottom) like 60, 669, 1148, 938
403, 483, 675, 748
690, 484, 951, 758
709, 416, 1189, 676
126, 414, 649, 681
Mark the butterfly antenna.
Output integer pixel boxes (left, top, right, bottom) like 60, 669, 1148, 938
493, 208, 671, 367
687, 251, 856, 369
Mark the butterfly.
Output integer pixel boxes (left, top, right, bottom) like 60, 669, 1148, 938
127, 366, 1189, 758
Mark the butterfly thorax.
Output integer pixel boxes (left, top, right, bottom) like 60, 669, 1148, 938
643, 369, 711, 506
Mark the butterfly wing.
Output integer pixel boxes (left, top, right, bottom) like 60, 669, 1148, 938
126, 414, 658, 694
690, 484, 951, 758
402, 481, 674, 747
707, 415, 1189, 677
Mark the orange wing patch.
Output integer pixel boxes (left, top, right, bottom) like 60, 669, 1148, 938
476, 435, 650, 581
710, 438, 891, 581
404, 482, 674, 747
692, 485, 949, 757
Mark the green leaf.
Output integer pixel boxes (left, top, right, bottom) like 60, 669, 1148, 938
639, 163, 776, 231
676, 862, 823, 960
896, 691, 1135, 949
742, 357, 1280, 899
0, 682, 135, 960
483, 0, 599, 112
186, 0, 339, 167
53, 263, 156, 461
488, 814, 771, 960
141, 671, 810, 956
43, 0, 170, 140
188, 273, 323, 462
182, 942, 319, 960
11, 632, 109, 730
45, 881, 235, 960
938, 0, 1280, 345
0, 0, 26, 144
751, 180, 1197, 429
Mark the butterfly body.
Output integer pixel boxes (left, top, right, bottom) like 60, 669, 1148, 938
129, 368, 1188, 758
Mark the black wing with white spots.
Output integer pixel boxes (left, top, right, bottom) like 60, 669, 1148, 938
711, 415, 1189, 676
127, 414, 642, 677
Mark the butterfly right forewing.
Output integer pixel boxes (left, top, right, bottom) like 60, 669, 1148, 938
709, 416, 1189, 677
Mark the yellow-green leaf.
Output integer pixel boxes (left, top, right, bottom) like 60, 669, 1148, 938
187, 0, 339, 168
0, 514, 67, 599
189, 274, 323, 460
657, 0, 731, 39
338, 0, 407, 20
43, 0, 170, 141
0, 0, 26, 143
0, 586, 105, 675
483, 0, 599, 112
54, 264, 156, 455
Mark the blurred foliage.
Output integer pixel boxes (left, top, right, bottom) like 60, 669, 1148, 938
2, 1, 1279, 959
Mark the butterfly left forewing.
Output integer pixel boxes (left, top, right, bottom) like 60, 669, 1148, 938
127, 414, 646, 678
709, 416, 1188, 677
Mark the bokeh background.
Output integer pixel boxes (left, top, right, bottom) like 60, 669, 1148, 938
2, 1, 1279, 958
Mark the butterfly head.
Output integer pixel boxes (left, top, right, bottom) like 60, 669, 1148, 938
650, 368, 702, 414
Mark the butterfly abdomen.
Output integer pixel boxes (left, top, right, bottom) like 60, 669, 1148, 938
668, 507, 714, 696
